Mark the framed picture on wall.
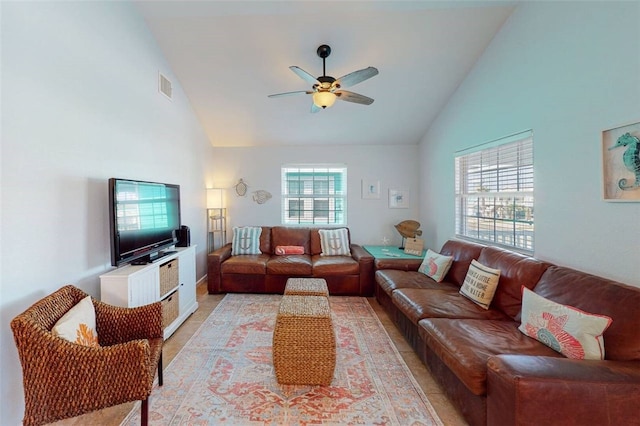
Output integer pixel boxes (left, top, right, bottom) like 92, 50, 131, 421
602, 120, 640, 202
389, 189, 409, 208
362, 179, 381, 199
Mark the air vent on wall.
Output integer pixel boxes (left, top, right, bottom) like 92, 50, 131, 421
158, 72, 173, 100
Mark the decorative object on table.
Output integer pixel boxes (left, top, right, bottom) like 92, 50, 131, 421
394, 219, 422, 249
602, 121, 640, 201
381, 236, 390, 246
361, 179, 381, 199
403, 237, 424, 256
389, 188, 410, 208
234, 178, 248, 196
206, 188, 227, 253
268, 44, 379, 113
252, 189, 272, 204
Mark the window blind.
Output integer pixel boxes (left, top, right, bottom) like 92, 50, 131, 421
455, 130, 534, 252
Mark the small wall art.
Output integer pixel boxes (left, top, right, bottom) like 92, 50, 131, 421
389, 189, 410, 209
362, 179, 381, 199
602, 120, 640, 202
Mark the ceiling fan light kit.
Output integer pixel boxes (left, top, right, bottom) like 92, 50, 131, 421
268, 44, 378, 112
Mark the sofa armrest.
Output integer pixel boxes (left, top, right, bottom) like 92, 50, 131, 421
487, 354, 640, 426
208, 243, 232, 293
350, 244, 375, 296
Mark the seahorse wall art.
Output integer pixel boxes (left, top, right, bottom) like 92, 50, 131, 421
608, 132, 640, 191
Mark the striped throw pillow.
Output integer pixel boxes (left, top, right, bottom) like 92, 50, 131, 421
231, 227, 262, 255
318, 228, 351, 256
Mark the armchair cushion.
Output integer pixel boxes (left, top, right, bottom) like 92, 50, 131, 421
52, 295, 99, 347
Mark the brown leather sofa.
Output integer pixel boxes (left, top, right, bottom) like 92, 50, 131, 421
375, 239, 640, 426
208, 226, 374, 296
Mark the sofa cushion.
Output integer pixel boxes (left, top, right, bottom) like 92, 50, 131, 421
532, 266, 640, 361
312, 255, 359, 275
418, 249, 454, 282
231, 227, 262, 255
477, 245, 550, 320
222, 254, 270, 274
267, 255, 313, 275
271, 227, 310, 254
376, 270, 459, 297
393, 288, 511, 324
275, 245, 305, 255
459, 260, 501, 309
418, 318, 562, 395
519, 287, 612, 360
318, 228, 351, 256
310, 228, 351, 255
439, 239, 485, 286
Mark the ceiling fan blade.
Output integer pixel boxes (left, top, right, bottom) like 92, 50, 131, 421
290, 66, 319, 85
334, 66, 379, 88
335, 90, 374, 105
311, 102, 322, 113
268, 90, 313, 98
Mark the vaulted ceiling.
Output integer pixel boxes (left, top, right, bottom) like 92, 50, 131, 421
135, 1, 515, 147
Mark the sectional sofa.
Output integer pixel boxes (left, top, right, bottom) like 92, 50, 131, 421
207, 226, 374, 296
375, 239, 640, 426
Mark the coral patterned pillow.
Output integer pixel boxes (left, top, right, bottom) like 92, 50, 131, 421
459, 260, 501, 309
418, 249, 454, 282
519, 287, 612, 360
318, 228, 351, 256
231, 227, 262, 255
52, 295, 99, 347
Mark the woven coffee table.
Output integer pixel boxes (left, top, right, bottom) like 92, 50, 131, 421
273, 295, 336, 386
284, 278, 329, 297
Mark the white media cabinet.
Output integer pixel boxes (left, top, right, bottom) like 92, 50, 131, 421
100, 245, 198, 339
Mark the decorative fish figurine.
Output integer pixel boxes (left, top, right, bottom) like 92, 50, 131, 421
252, 190, 272, 204
609, 132, 640, 190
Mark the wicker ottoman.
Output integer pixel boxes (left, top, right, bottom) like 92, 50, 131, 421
273, 295, 336, 386
284, 278, 329, 297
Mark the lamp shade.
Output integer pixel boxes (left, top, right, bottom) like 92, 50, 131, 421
206, 188, 224, 209
312, 91, 337, 109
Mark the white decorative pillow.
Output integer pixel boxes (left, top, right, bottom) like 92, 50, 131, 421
418, 249, 454, 282
52, 295, 99, 347
318, 228, 351, 256
519, 287, 612, 360
459, 260, 501, 309
231, 227, 262, 255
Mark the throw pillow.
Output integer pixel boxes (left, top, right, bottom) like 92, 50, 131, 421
318, 228, 351, 256
231, 227, 262, 255
275, 245, 305, 255
52, 295, 99, 347
459, 260, 501, 309
519, 287, 612, 360
418, 249, 454, 282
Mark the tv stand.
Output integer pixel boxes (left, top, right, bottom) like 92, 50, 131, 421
100, 246, 198, 339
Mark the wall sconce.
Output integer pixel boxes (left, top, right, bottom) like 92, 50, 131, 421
206, 188, 227, 253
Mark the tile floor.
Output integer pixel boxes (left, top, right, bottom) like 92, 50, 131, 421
52, 283, 468, 425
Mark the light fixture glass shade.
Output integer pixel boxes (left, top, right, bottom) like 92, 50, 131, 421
312, 91, 337, 109
206, 188, 224, 209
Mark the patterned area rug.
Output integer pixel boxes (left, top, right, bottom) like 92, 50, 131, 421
122, 294, 443, 425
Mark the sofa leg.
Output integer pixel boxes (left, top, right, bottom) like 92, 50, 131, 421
158, 351, 163, 386
141, 398, 148, 426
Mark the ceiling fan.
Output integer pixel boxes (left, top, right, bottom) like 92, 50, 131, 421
268, 44, 379, 113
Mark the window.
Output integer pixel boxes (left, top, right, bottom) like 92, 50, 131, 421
455, 130, 534, 253
282, 164, 347, 225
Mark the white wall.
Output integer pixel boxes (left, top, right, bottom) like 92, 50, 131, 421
420, 1, 640, 287
0, 2, 211, 423
211, 144, 420, 247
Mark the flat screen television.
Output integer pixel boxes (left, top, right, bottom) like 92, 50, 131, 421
109, 178, 181, 266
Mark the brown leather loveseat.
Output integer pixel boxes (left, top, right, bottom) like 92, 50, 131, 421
375, 239, 640, 426
208, 226, 374, 296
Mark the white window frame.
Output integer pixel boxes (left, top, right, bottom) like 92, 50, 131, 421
455, 130, 534, 253
281, 164, 347, 225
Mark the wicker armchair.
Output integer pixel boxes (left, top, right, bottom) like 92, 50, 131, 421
10, 285, 164, 426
